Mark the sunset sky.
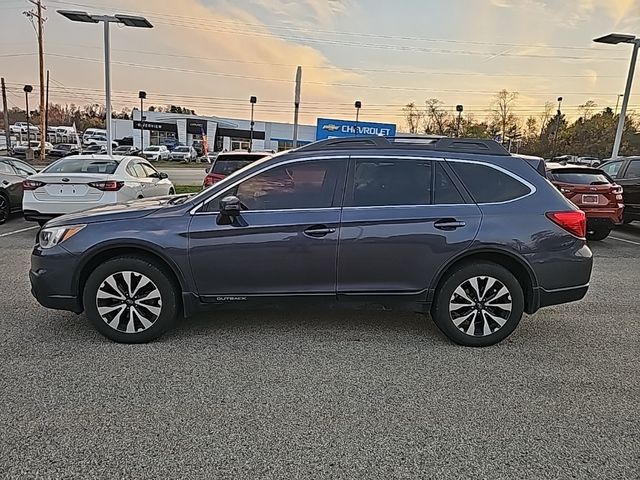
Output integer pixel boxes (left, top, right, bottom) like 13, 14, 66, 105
2, 0, 640, 128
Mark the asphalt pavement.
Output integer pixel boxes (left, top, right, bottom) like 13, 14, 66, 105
0, 216, 638, 479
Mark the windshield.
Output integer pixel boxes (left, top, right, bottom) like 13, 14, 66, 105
548, 170, 612, 185
174, 147, 189, 152
43, 158, 119, 175
147, 146, 160, 151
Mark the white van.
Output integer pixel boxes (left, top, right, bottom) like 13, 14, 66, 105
82, 128, 107, 145
56, 126, 76, 135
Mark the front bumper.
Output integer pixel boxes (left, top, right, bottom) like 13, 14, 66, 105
30, 246, 82, 313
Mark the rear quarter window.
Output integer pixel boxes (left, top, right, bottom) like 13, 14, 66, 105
450, 161, 531, 203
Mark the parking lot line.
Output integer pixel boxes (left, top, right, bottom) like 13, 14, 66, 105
0, 226, 38, 238
609, 236, 640, 247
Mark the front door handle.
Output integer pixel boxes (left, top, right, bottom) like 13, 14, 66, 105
304, 225, 336, 237
434, 218, 466, 231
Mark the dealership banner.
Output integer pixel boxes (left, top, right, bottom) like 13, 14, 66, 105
316, 118, 396, 140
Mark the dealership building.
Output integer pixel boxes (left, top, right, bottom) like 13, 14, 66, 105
112, 110, 395, 152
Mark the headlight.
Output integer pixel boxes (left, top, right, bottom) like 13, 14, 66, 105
39, 225, 86, 249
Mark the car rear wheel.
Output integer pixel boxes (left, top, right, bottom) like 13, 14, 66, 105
586, 226, 611, 241
83, 256, 179, 343
431, 262, 524, 347
0, 193, 10, 224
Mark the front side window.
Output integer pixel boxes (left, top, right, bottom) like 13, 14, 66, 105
231, 160, 342, 211
600, 161, 623, 179
351, 159, 432, 207
140, 163, 158, 177
450, 161, 531, 203
0, 162, 16, 175
623, 160, 640, 179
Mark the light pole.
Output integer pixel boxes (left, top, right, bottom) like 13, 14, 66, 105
455, 104, 464, 137
292, 66, 302, 148
249, 96, 257, 152
23, 85, 33, 147
553, 96, 563, 155
354, 100, 362, 136
594, 33, 640, 159
614, 93, 624, 115
58, 10, 153, 156
138, 90, 146, 151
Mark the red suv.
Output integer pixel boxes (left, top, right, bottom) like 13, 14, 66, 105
203, 151, 272, 188
546, 163, 624, 240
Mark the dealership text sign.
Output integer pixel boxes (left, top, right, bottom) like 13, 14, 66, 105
316, 118, 397, 140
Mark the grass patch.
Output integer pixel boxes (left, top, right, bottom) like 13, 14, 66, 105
175, 185, 202, 195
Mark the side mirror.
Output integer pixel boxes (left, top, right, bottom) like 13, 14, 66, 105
219, 195, 242, 216
154, 171, 168, 179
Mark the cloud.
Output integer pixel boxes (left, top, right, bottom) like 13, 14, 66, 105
238, 0, 353, 26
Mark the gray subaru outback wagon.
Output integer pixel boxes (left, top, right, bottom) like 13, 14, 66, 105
30, 137, 593, 346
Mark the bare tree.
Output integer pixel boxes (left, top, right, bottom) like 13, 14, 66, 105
401, 102, 424, 134
425, 98, 450, 135
491, 89, 519, 143
578, 100, 597, 120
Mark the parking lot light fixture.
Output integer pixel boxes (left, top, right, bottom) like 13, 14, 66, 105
354, 101, 362, 136
455, 105, 464, 137
139, 90, 147, 151
23, 85, 33, 146
57, 10, 153, 156
594, 33, 640, 159
249, 96, 257, 153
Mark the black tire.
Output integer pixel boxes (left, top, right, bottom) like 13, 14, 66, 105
82, 256, 180, 343
0, 193, 10, 225
431, 262, 524, 347
586, 226, 611, 241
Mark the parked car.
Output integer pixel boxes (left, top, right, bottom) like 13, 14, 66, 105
576, 157, 601, 167
55, 126, 77, 136
82, 144, 107, 155
22, 155, 174, 226
113, 145, 142, 156
545, 163, 623, 240
202, 151, 271, 188
600, 157, 640, 223
29, 137, 593, 345
82, 128, 107, 145
0, 156, 37, 224
10, 122, 39, 135
85, 135, 118, 150
143, 145, 170, 161
12, 141, 53, 156
170, 145, 197, 162
50, 143, 81, 158
192, 141, 205, 157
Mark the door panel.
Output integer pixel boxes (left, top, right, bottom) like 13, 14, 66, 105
189, 209, 341, 297
337, 204, 482, 294
619, 160, 640, 218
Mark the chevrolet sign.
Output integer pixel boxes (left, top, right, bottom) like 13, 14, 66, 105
316, 118, 396, 140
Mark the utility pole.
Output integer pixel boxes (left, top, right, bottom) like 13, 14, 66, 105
24, 0, 47, 162
292, 66, 302, 148
45, 69, 49, 136
1, 79, 10, 152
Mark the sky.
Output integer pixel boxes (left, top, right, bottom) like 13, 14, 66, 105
1, 0, 640, 129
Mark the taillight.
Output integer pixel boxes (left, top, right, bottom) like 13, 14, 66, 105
88, 180, 124, 191
23, 179, 46, 190
203, 175, 214, 188
546, 211, 586, 239
612, 185, 623, 194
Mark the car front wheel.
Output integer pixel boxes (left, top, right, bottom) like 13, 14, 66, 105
431, 262, 524, 347
83, 256, 180, 343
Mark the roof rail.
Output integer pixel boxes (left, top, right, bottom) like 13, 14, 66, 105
296, 136, 510, 156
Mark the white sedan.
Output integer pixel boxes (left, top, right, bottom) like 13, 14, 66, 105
22, 155, 175, 225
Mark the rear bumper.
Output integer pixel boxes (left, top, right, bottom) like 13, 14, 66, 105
537, 284, 589, 309
583, 206, 624, 226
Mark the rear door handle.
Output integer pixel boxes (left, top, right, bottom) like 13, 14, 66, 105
304, 225, 336, 237
434, 218, 466, 231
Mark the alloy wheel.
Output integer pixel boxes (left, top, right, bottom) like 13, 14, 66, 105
96, 271, 162, 333
448, 276, 512, 337
0, 195, 9, 224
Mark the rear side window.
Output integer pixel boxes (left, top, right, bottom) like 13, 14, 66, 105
600, 161, 623, 178
434, 163, 465, 204
351, 159, 432, 206
450, 162, 531, 203
547, 170, 612, 185
624, 160, 640, 179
